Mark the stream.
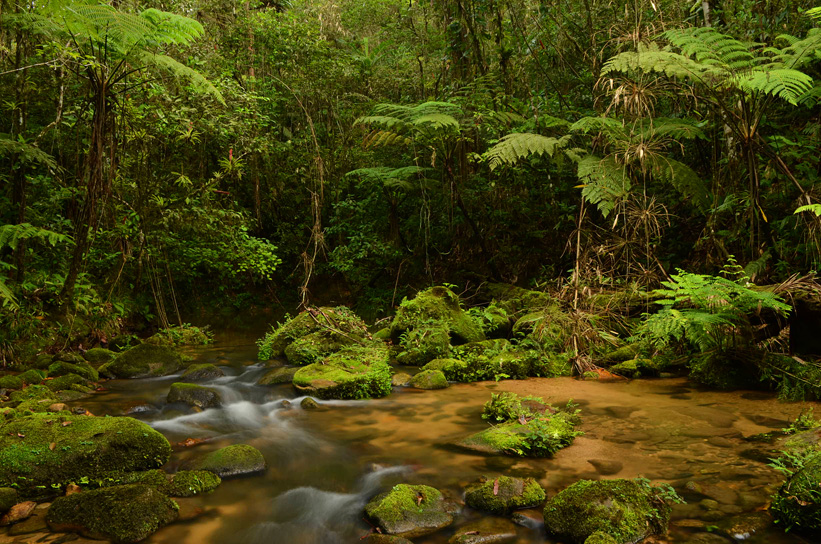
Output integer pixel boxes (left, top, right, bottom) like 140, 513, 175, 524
11, 328, 819, 544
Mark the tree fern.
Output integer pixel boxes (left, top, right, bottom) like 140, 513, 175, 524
484, 133, 571, 170
0, 135, 57, 169
345, 166, 432, 191
647, 155, 711, 211
0, 223, 72, 250
575, 155, 630, 217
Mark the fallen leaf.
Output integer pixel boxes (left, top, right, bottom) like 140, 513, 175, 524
16, 433, 25, 439
416, 492, 423, 506
49, 442, 56, 451
493, 478, 499, 496
61, 421, 72, 427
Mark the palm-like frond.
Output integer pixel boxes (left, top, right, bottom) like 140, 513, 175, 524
576, 155, 631, 217
0, 136, 57, 169
346, 166, 432, 191
484, 133, 571, 170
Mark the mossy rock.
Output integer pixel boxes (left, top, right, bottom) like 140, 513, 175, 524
15, 398, 62, 415
0, 375, 23, 390
45, 373, 90, 392
96, 469, 169, 489
32, 354, 54, 370
9, 384, 56, 403
609, 358, 659, 379
597, 344, 641, 366
584, 532, 619, 544
300, 397, 321, 410
0, 487, 17, 513
372, 328, 392, 342
83, 348, 116, 366
257, 366, 298, 385
543, 478, 679, 544
293, 343, 392, 400
421, 358, 471, 381
189, 444, 266, 478
53, 352, 86, 364
108, 335, 140, 352
410, 369, 449, 390
446, 339, 539, 381
257, 307, 368, 361
181, 363, 225, 382
470, 303, 513, 339
0, 414, 171, 497
166, 470, 221, 497
464, 475, 545, 514
48, 361, 99, 382
390, 287, 485, 366
145, 325, 212, 347
167, 383, 222, 409
365, 483, 455, 538
771, 456, 821, 534
448, 517, 518, 544
18, 368, 46, 385
455, 413, 580, 457
391, 372, 412, 387
512, 306, 572, 352
283, 330, 358, 366
98, 344, 182, 379
477, 283, 554, 315
46, 484, 178, 543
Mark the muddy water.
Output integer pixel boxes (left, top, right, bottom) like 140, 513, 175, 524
13, 331, 820, 544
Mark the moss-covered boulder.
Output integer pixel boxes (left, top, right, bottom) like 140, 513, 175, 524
166, 470, 221, 497
446, 339, 540, 381
189, 444, 266, 478
293, 343, 392, 400
18, 368, 46, 385
9, 384, 56, 403
771, 456, 821, 534
391, 372, 412, 387
257, 366, 298, 385
609, 358, 659, 379
145, 325, 212, 347
108, 335, 139, 352
53, 352, 86, 364
98, 344, 182, 379
83, 348, 116, 366
283, 330, 359, 366
464, 476, 545, 514
421, 358, 471, 381
390, 287, 485, 366
0, 414, 171, 497
167, 383, 222, 409
257, 307, 368, 361
48, 361, 98, 382
45, 373, 91, 392
469, 303, 513, 339
477, 283, 554, 316
0, 375, 23, 390
181, 363, 225, 382
543, 479, 680, 544
46, 484, 178, 543
410, 369, 449, 390
455, 412, 580, 457
0, 487, 17, 513
362, 535, 414, 544
365, 484, 455, 538
584, 532, 619, 544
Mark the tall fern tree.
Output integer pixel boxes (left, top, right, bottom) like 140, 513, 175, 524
15, 0, 222, 304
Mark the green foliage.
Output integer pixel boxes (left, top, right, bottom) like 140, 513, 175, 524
485, 133, 571, 170
482, 392, 545, 423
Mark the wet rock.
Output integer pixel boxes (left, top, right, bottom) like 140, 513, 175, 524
7, 510, 47, 535
410, 369, 449, 390
46, 484, 178, 543
422, 358, 471, 381
685, 481, 738, 505
0, 487, 18, 512
609, 358, 659, 378
391, 372, 412, 387
300, 397, 321, 410
0, 413, 171, 498
293, 343, 392, 400
449, 517, 517, 543
98, 344, 182, 379
587, 459, 623, 476
455, 412, 579, 457
258, 366, 298, 385
189, 444, 266, 478
48, 361, 99, 382
682, 533, 733, 544
47, 403, 67, 412
82, 348, 116, 366
707, 437, 735, 448
511, 508, 543, 529
181, 363, 225, 382
362, 535, 414, 544
464, 475, 545, 514
719, 512, 771, 540
0, 501, 36, 525
167, 383, 222, 409
364, 483, 455, 538
543, 478, 679, 544
166, 470, 221, 497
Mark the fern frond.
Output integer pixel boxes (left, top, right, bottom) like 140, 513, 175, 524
665, 27, 756, 69
412, 113, 460, 130
140, 53, 224, 104
484, 133, 571, 170
733, 68, 814, 105
362, 129, 412, 147
576, 155, 630, 217
570, 116, 625, 136
601, 42, 712, 80
0, 136, 57, 169
0, 223, 72, 251
645, 117, 708, 141
647, 155, 711, 211
0, 277, 18, 310
346, 166, 431, 191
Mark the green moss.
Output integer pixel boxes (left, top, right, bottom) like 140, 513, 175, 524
457, 412, 581, 457
190, 444, 266, 478
409, 369, 448, 390
543, 478, 681, 544
283, 330, 356, 366
372, 327, 392, 341
609, 358, 659, 379
53, 352, 86, 364
18, 368, 46, 385
468, 303, 512, 338
146, 324, 213, 347
364, 483, 454, 538
464, 475, 545, 514
394, 324, 451, 366
598, 344, 641, 366
46, 484, 178, 543
421, 358, 471, 381
771, 456, 821, 533
83, 348, 116, 366
181, 363, 225, 381
32, 354, 54, 370
0, 487, 18, 512
45, 373, 89, 392
584, 531, 619, 544
478, 283, 554, 316
167, 383, 222, 409
482, 392, 549, 423
108, 335, 139, 352
257, 307, 368, 361
9, 384, 56, 403
166, 470, 221, 497
512, 305, 572, 352
0, 375, 23, 390
257, 366, 298, 385
0, 413, 171, 498
293, 342, 392, 399
99, 343, 182, 379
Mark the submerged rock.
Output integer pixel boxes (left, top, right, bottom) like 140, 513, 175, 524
583, 532, 619, 544
464, 475, 545, 514
167, 383, 222, 409
543, 478, 680, 544
0, 414, 171, 497
365, 483, 455, 538
410, 369, 449, 390
391, 372, 412, 387
181, 363, 224, 382
166, 470, 221, 497
362, 535, 414, 544
190, 444, 266, 478
449, 517, 518, 543
98, 344, 182, 379
300, 397, 321, 410
258, 366, 298, 385
292, 343, 391, 400
46, 484, 178, 543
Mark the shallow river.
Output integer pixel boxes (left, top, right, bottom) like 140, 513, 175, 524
10, 329, 819, 544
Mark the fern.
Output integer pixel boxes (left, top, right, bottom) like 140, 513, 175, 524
484, 133, 571, 170
345, 166, 432, 191
0, 277, 18, 310
795, 204, 821, 216
576, 155, 630, 217
0, 135, 57, 169
0, 224, 73, 251
647, 155, 711, 211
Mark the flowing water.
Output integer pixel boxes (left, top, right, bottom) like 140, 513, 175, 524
9, 329, 819, 544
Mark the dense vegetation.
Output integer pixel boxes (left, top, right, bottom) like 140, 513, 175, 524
1, 0, 820, 363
